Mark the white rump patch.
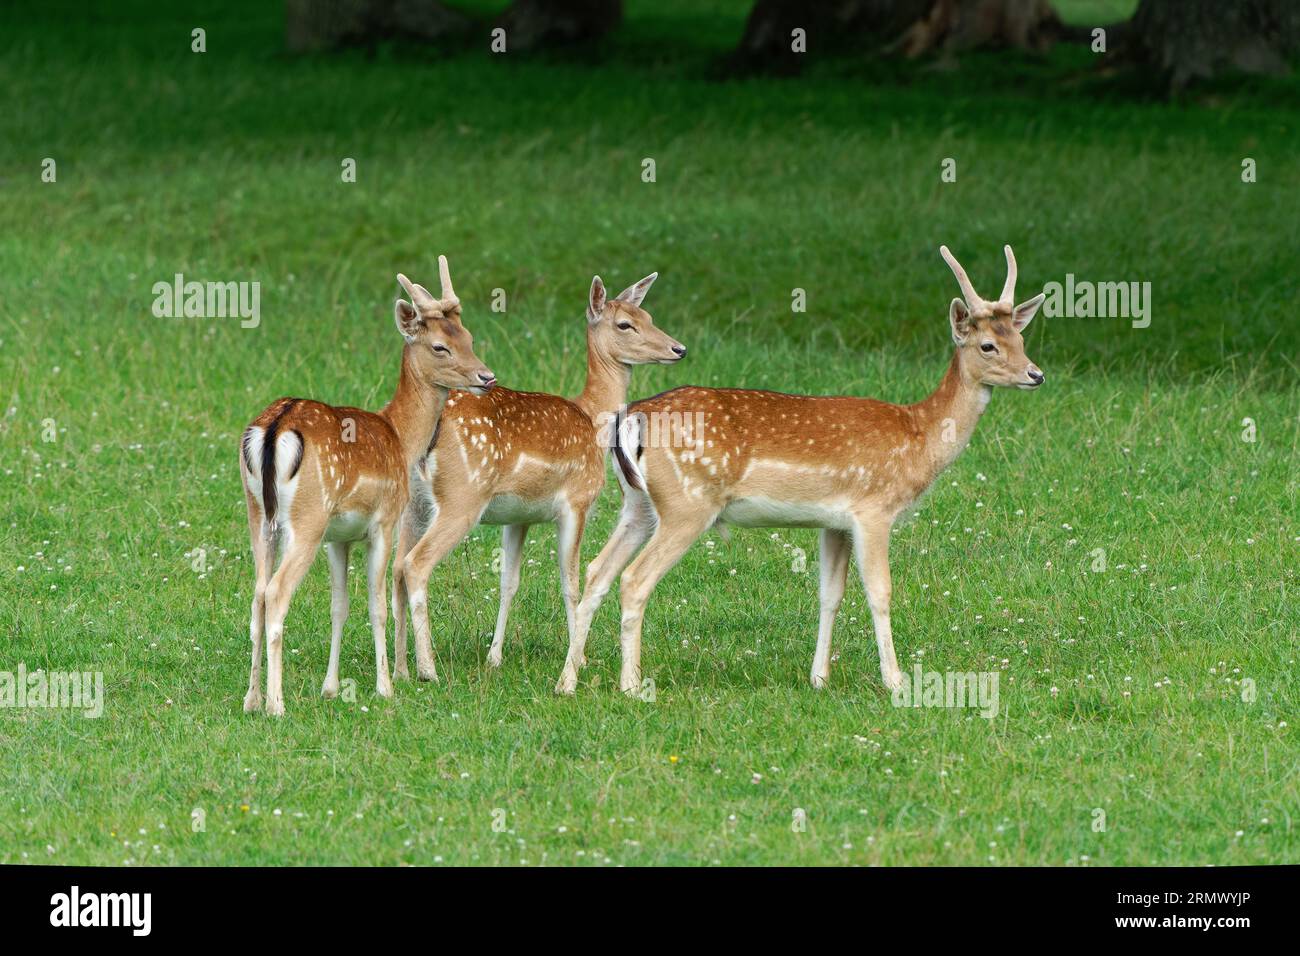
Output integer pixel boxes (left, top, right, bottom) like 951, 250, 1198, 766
241, 426, 266, 491
271, 430, 304, 526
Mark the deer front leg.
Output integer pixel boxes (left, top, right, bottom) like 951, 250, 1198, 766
555, 503, 587, 664
851, 513, 904, 692
367, 524, 394, 699
321, 541, 350, 699
812, 528, 850, 689
391, 514, 416, 681
403, 508, 480, 682
486, 523, 528, 668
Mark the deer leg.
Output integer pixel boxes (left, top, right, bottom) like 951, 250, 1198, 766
557, 490, 655, 694
391, 513, 416, 681
262, 521, 326, 717
851, 513, 904, 691
615, 507, 716, 696
812, 528, 850, 689
403, 507, 481, 682
321, 541, 349, 699
367, 524, 395, 699
554, 502, 587, 668
486, 523, 528, 668
243, 496, 273, 713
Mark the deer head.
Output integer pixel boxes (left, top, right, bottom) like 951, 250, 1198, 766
395, 256, 496, 394
586, 272, 686, 366
941, 245, 1045, 390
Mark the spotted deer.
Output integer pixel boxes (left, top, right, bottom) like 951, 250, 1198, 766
391, 272, 685, 681
558, 245, 1045, 695
239, 258, 495, 717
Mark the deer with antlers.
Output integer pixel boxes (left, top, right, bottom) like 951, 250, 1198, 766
239, 258, 495, 717
557, 245, 1045, 695
391, 272, 685, 682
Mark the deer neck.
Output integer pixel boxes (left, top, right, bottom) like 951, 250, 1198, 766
575, 334, 631, 423
910, 350, 991, 481
381, 346, 449, 470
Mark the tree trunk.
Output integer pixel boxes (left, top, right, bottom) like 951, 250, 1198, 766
493, 0, 623, 52
1115, 0, 1300, 91
730, 0, 1065, 73
285, 0, 470, 53
895, 0, 1064, 59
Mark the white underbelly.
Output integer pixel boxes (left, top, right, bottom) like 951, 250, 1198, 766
480, 494, 556, 526
720, 496, 852, 530
324, 511, 372, 542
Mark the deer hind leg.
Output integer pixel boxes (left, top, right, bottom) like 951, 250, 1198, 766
262, 519, 326, 717
243, 494, 273, 713
367, 523, 395, 700
486, 523, 528, 668
812, 528, 851, 689
615, 505, 716, 696
557, 490, 656, 694
321, 541, 349, 699
403, 506, 481, 682
851, 513, 904, 691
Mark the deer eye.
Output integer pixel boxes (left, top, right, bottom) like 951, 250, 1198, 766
980, 342, 996, 353
616, 321, 634, 331
432, 344, 449, 354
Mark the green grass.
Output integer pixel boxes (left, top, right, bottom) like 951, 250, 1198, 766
0, 0, 1295, 866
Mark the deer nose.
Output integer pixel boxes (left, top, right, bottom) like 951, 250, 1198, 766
1028, 369, 1044, 385
477, 370, 497, 388
671, 344, 687, 358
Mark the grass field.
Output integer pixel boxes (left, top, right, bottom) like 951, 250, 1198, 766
1, 0, 1296, 865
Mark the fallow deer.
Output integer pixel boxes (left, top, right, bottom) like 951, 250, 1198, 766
239, 258, 495, 717
558, 246, 1045, 695
391, 272, 685, 682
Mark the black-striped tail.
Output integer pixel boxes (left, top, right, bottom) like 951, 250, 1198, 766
243, 400, 302, 524
612, 406, 645, 492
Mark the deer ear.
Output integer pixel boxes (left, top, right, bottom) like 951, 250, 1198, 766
587, 276, 607, 324
1013, 292, 1045, 332
615, 272, 658, 308
395, 299, 423, 342
949, 298, 972, 344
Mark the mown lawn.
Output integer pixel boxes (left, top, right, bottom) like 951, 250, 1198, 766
0, 0, 1295, 865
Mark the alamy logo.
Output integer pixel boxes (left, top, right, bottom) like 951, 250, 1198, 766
595, 407, 707, 450
0, 664, 103, 718
1041, 274, 1151, 328
891, 666, 999, 719
50, 886, 151, 936
151, 273, 260, 328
